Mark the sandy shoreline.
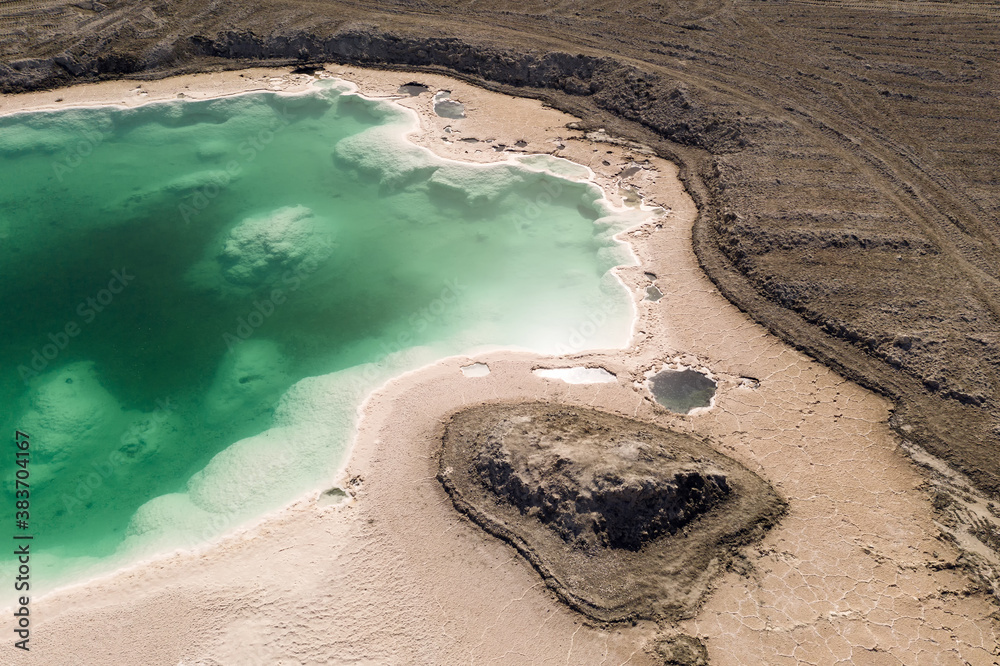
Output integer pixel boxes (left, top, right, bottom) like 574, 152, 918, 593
2, 65, 998, 664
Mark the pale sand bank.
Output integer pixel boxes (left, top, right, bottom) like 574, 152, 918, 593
1, 66, 997, 665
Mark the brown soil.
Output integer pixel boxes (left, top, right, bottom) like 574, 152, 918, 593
439, 402, 785, 622
2, 0, 999, 508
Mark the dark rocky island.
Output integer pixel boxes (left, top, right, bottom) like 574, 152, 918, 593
439, 402, 785, 622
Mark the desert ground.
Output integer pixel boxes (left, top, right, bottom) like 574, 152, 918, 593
0, 66, 997, 664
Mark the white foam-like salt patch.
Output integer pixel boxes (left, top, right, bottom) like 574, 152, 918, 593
333, 125, 440, 186
597, 244, 636, 271
460, 362, 490, 377
533, 367, 617, 384
186, 205, 333, 295
428, 164, 525, 205
514, 154, 592, 181
271, 367, 379, 430
186, 425, 316, 515
217, 205, 331, 286
124, 492, 213, 542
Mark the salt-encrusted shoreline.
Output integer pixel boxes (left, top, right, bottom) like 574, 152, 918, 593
1, 65, 996, 665
1, 66, 654, 594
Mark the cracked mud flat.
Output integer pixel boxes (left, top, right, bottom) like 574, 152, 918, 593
2, 67, 999, 665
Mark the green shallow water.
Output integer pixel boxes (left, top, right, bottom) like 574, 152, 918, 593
0, 80, 647, 588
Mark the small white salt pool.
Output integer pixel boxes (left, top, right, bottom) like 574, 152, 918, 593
460, 362, 491, 377
533, 367, 617, 384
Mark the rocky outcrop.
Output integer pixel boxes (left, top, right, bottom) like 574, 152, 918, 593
439, 402, 785, 621
474, 423, 731, 551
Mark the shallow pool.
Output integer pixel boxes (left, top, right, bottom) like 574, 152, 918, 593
648, 368, 717, 413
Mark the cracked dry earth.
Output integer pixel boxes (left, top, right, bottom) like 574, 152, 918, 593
8, 70, 1000, 665
361, 69, 1000, 663
631, 179, 999, 665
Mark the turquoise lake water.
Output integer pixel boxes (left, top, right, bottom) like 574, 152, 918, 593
0, 80, 645, 587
